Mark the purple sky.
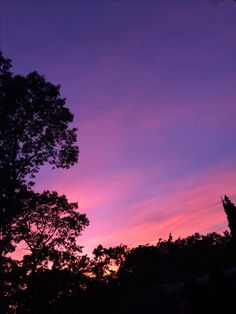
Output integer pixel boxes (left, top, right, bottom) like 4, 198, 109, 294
1, 0, 236, 255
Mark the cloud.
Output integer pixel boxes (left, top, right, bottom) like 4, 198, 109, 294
77, 162, 236, 255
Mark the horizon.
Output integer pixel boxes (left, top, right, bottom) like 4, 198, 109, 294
1, 0, 236, 256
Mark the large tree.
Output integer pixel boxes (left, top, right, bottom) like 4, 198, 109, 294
0, 52, 78, 226
0, 52, 81, 313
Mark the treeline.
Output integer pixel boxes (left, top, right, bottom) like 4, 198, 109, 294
1, 52, 236, 314
3, 226, 236, 313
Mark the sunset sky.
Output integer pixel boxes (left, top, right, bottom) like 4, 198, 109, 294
1, 0, 236, 255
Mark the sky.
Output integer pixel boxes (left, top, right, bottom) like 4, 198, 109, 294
1, 0, 236, 255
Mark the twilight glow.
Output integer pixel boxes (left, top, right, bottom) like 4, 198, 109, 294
1, 1, 236, 255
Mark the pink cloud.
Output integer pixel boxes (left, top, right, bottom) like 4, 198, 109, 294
76, 163, 236, 255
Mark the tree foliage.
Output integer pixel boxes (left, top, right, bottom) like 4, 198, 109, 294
0, 52, 84, 314
91, 244, 128, 281
222, 195, 236, 240
12, 191, 89, 273
0, 51, 78, 224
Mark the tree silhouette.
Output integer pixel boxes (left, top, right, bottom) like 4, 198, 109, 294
0, 52, 78, 225
222, 195, 236, 241
91, 244, 128, 282
0, 52, 80, 313
12, 191, 89, 274
3, 190, 89, 312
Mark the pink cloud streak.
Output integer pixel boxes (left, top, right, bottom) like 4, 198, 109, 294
75, 163, 236, 255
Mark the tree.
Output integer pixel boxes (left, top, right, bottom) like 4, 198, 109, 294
12, 191, 89, 274
91, 244, 128, 282
222, 195, 236, 241
0, 51, 78, 226
6, 191, 89, 313
0, 52, 80, 313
